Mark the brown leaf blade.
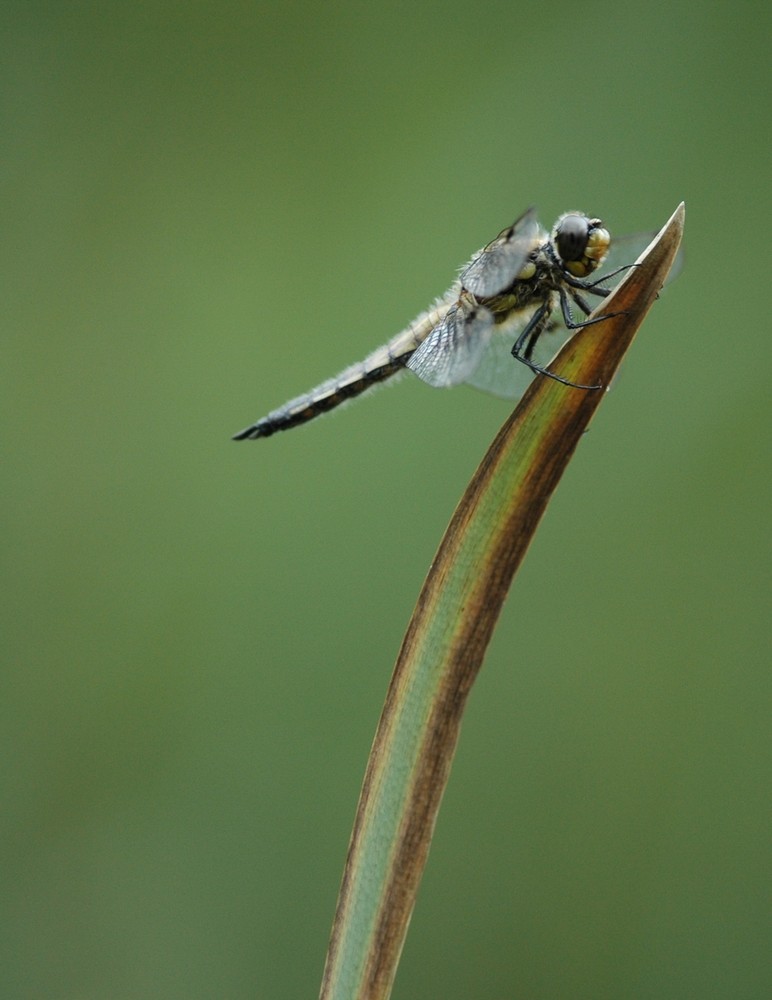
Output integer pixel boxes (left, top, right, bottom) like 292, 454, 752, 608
319, 204, 685, 1000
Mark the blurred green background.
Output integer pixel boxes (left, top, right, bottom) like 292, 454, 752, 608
2, 3, 769, 998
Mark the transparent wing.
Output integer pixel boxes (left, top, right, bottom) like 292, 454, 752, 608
594, 229, 684, 289
460, 207, 541, 298
464, 310, 571, 399
406, 294, 494, 388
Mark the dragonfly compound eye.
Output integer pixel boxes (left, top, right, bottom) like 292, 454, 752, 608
554, 213, 610, 278
554, 214, 590, 263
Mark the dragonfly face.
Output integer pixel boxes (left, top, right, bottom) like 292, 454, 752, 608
234, 209, 669, 440
552, 213, 611, 278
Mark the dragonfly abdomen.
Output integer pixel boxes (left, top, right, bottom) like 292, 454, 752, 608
233, 347, 410, 440
233, 300, 451, 440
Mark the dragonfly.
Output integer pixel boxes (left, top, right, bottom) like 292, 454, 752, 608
233, 208, 672, 440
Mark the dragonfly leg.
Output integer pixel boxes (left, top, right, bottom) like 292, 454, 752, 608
559, 287, 627, 331
584, 262, 638, 288
570, 288, 593, 317
513, 303, 550, 361
517, 304, 548, 363
563, 263, 638, 299
511, 303, 600, 391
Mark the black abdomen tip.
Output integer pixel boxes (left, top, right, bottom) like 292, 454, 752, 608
232, 421, 274, 440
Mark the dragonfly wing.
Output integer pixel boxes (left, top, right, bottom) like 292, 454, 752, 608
465, 312, 572, 399
460, 207, 541, 298
406, 295, 494, 388
595, 229, 684, 289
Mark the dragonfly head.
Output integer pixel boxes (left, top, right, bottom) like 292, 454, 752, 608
552, 213, 610, 278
